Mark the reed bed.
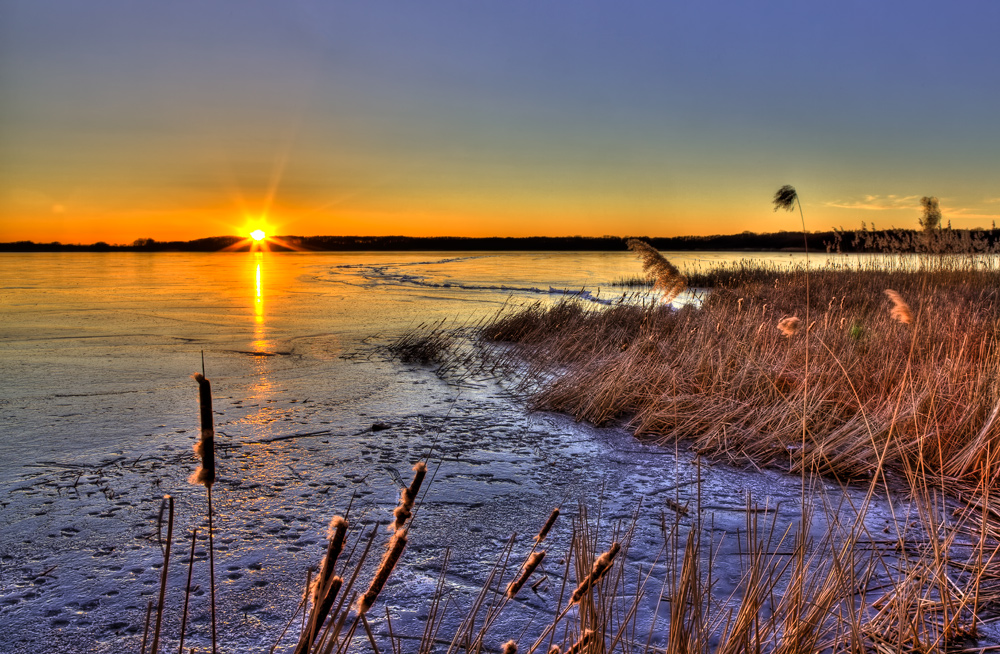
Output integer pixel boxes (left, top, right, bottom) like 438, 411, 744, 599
478, 260, 1000, 499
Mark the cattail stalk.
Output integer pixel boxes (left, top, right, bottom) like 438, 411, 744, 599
566, 629, 594, 654
190, 374, 216, 487
178, 528, 197, 654
507, 551, 546, 599
535, 507, 559, 543
358, 529, 408, 614
295, 516, 349, 653
570, 543, 620, 604
191, 373, 218, 654
140, 599, 153, 654
150, 495, 174, 654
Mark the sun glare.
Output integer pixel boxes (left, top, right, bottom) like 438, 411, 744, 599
250, 229, 267, 241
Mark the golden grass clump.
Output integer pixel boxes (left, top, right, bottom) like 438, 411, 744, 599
885, 288, 913, 324
626, 239, 686, 302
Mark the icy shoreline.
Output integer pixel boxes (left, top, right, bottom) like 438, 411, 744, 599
0, 358, 926, 653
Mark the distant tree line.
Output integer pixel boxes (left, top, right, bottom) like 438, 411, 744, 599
3, 229, 1000, 253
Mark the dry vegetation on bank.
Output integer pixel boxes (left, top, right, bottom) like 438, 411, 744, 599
480, 257, 1000, 498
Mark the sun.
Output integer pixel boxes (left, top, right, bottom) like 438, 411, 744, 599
250, 229, 266, 242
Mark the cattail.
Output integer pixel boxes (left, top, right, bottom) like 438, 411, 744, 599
506, 550, 546, 598
777, 316, 800, 337
189, 373, 216, 487
390, 461, 427, 532
566, 629, 594, 654
548, 646, 561, 654
885, 289, 912, 324
570, 542, 620, 604
358, 529, 408, 614
535, 507, 559, 543
502, 640, 518, 654
314, 517, 347, 602
626, 239, 686, 303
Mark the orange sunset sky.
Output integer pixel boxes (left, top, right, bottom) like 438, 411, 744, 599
1, 2, 998, 244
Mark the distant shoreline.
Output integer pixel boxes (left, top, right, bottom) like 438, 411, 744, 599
0, 230, 935, 253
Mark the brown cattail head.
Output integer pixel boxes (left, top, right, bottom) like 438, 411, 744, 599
885, 289, 912, 324
502, 641, 518, 654
407, 461, 427, 504
535, 507, 559, 543
318, 516, 348, 590
506, 550, 546, 598
626, 239, 686, 303
777, 316, 800, 337
391, 462, 427, 531
358, 529, 408, 614
570, 542, 621, 604
189, 373, 216, 487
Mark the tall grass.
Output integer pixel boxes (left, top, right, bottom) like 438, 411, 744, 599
478, 261, 1000, 497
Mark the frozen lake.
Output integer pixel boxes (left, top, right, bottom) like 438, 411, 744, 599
0, 251, 929, 652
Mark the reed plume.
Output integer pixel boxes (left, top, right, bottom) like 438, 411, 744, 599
358, 528, 408, 614
506, 550, 546, 599
772, 185, 798, 212
777, 316, 801, 337
885, 289, 912, 324
535, 507, 559, 543
626, 239, 686, 303
570, 542, 620, 604
390, 461, 427, 532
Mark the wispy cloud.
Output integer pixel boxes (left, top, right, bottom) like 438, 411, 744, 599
941, 206, 1000, 222
825, 194, 1000, 225
824, 195, 922, 211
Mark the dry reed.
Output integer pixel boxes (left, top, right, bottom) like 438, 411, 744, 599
625, 239, 686, 303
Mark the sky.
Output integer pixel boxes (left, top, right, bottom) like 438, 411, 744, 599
1, 1, 998, 243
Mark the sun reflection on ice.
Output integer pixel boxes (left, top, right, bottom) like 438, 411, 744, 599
249, 252, 275, 418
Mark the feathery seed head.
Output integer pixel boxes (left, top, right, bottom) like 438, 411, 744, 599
773, 185, 798, 212
626, 239, 686, 303
885, 289, 912, 324
777, 316, 801, 337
